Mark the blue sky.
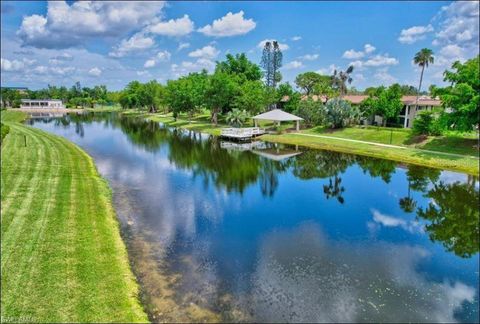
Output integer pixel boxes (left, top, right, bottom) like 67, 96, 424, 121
1, 1, 478, 90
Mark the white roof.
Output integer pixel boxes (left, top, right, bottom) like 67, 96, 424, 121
252, 109, 303, 121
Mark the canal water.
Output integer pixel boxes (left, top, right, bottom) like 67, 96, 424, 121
29, 112, 479, 323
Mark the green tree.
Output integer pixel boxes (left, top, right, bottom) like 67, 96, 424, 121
0, 88, 21, 108
140, 80, 164, 113
260, 41, 283, 89
216, 53, 262, 82
361, 84, 403, 126
119, 81, 142, 109
412, 110, 441, 135
413, 48, 434, 108
332, 66, 354, 97
431, 55, 479, 131
294, 98, 324, 127
276, 82, 301, 113
233, 80, 269, 115
294, 72, 323, 95
399, 84, 418, 95
164, 75, 203, 120
417, 181, 479, 258
205, 71, 239, 125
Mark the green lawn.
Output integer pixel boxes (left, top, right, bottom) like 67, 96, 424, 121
261, 133, 478, 175
144, 112, 224, 136
1, 111, 147, 322
304, 125, 479, 157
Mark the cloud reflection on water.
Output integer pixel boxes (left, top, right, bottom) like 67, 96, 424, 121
251, 222, 476, 322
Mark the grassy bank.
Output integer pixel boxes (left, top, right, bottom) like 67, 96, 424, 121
144, 112, 224, 136
261, 133, 478, 175
1, 111, 147, 322
305, 125, 479, 157
131, 111, 478, 175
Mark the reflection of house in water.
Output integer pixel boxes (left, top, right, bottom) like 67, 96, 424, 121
252, 146, 302, 161
221, 140, 302, 161
220, 140, 263, 151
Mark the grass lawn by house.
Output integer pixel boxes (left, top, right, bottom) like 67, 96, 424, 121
1, 111, 147, 322
304, 125, 479, 157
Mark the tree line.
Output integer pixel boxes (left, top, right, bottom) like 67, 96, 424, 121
0, 82, 115, 109
1, 42, 478, 132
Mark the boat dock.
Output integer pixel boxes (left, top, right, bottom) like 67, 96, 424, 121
220, 127, 265, 141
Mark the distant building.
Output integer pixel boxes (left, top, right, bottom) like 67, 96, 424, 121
20, 99, 65, 109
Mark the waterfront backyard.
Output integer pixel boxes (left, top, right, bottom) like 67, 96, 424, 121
1, 1, 479, 322
3, 111, 477, 322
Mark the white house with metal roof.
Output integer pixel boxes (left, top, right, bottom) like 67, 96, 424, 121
20, 99, 65, 109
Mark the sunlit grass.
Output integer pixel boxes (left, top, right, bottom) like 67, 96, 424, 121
1, 111, 147, 322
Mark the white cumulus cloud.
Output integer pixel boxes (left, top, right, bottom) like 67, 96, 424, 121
343, 44, 376, 59
398, 24, 434, 44
283, 60, 305, 70
171, 58, 215, 77
343, 49, 364, 59
109, 33, 154, 58
188, 45, 219, 60
198, 11, 256, 37
433, 1, 479, 47
148, 15, 194, 37
1, 57, 36, 72
351, 54, 399, 69
177, 42, 190, 51
88, 67, 102, 76
17, 1, 165, 49
316, 64, 340, 75
156, 50, 171, 61
143, 50, 171, 69
144, 59, 156, 68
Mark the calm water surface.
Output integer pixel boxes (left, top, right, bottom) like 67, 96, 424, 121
30, 113, 479, 323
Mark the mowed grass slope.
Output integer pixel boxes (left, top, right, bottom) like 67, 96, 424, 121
1, 112, 147, 322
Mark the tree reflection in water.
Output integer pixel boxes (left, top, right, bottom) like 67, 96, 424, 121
417, 180, 479, 258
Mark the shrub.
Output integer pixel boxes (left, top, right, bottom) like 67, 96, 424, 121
294, 98, 324, 127
324, 98, 360, 129
226, 108, 249, 127
412, 111, 442, 135
1, 123, 10, 143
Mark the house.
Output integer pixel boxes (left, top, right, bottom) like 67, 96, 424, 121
397, 95, 442, 128
20, 99, 65, 109
280, 94, 442, 128
340, 95, 442, 128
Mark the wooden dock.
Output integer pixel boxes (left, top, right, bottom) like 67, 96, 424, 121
220, 127, 265, 140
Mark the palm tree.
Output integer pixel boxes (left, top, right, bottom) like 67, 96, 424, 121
399, 180, 417, 213
413, 48, 434, 108
332, 66, 354, 97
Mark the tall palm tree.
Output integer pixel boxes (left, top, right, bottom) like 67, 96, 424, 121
413, 48, 434, 108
